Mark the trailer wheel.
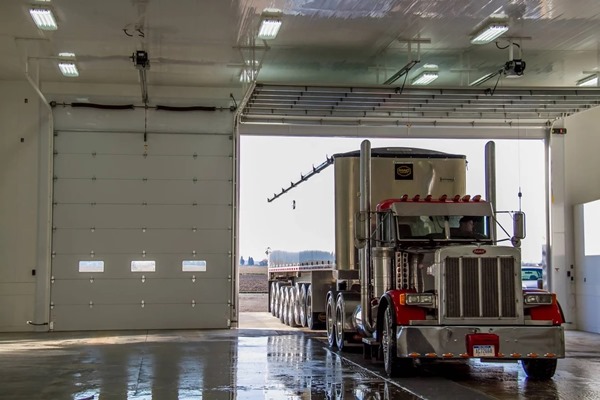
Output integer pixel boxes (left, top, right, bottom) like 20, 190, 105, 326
306, 284, 315, 329
521, 359, 558, 380
326, 293, 337, 348
269, 282, 277, 315
298, 284, 307, 327
293, 284, 302, 326
277, 286, 286, 321
287, 287, 297, 327
282, 287, 290, 324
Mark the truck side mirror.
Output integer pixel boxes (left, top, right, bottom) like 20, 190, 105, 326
354, 211, 367, 249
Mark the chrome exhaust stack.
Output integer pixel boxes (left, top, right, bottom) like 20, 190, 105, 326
358, 139, 375, 334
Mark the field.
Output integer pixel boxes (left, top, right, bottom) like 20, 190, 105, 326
238, 266, 269, 312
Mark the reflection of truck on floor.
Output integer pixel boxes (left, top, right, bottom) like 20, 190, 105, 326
267, 140, 564, 379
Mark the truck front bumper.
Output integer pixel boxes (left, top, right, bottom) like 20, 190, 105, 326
395, 325, 565, 359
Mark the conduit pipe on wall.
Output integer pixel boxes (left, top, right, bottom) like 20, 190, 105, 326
24, 56, 54, 330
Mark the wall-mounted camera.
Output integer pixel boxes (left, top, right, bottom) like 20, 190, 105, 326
504, 59, 526, 78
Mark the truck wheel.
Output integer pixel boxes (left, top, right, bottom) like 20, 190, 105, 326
306, 284, 314, 329
335, 296, 347, 351
382, 306, 401, 377
521, 359, 558, 380
326, 293, 337, 348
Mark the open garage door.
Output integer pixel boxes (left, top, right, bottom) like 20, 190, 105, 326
50, 107, 234, 331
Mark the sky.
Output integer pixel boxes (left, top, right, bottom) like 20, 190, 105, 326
239, 136, 546, 264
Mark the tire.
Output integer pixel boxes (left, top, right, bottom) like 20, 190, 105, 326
326, 293, 337, 348
287, 287, 297, 327
269, 282, 277, 315
274, 282, 282, 317
306, 284, 315, 330
521, 359, 558, 380
282, 287, 291, 325
382, 306, 401, 377
278, 287, 287, 323
298, 284, 307, 327
335, 296, 346, 351
293, 284, 302, 326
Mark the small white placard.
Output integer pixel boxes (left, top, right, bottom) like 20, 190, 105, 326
182, 260, 207, 272
79, 260, 104, 273
131, 260, 156, 272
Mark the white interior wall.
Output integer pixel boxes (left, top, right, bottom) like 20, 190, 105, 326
0, 80, 240, 332
0, 80, 42, 331
565, 106, 600, 333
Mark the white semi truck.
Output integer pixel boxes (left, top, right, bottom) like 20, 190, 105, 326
267, 140, 564, 379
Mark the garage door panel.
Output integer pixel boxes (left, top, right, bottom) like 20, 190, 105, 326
51, 303, 230, 331
54, 179, 231, 204
51, 278, 231, 305
52, 254, 231, 280
51, 129, 234, 331
149, 132, 232, 152
55, 131, 145, 153
53, 204, 232, 229
55, 131, 232, 155
54, 155, 232, 181
53, 228, 231, 254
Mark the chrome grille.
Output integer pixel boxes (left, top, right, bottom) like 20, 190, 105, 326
444, 256, 516, 320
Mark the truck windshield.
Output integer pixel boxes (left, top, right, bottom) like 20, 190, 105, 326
396, 215, 489, 240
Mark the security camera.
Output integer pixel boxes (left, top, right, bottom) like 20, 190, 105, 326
503, 59, 526, 78
131, 50, 150, 70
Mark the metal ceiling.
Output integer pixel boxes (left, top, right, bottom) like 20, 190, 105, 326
241, 83, 600, 128
2, 0, 600, 104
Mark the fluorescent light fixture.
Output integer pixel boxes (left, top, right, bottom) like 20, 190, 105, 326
411, 64, 439, 85
469, 72, 497, 86
58, 62, 79, 77
577, 74, 598, 87
58, 52, 76, 58
470, 14, 509, 44
257, 9, 282, 40
29, 7, 58, 30
240, 69, 252, 83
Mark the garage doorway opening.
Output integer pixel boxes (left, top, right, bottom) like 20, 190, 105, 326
238, 136, 547, 327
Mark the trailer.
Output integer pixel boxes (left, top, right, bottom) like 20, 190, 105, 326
267, 140, 564, 379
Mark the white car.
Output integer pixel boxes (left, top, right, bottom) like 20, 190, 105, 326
521, 266, 543, 289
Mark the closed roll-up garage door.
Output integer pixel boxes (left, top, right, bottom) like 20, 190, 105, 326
50, 108, 234, 331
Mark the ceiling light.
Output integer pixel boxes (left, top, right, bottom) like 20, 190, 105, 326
240, 69, 253, 83
58, 62, 79, 77
576, 74, 598, 87
58, 52, 76, 58
257, 9, 282, 40
470, 15, 509, 44
29, 7, 58, 30
411, 64, 439, 85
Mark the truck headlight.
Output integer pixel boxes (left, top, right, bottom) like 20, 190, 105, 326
405, 293, 435, 306
524, 293, 553, 305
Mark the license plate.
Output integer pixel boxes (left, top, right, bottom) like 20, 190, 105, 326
473, 345, 495, 357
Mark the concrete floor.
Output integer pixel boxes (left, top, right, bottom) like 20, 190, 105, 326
0, 313, 599, 400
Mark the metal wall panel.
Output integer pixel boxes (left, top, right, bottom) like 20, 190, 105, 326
51, 130, 233, 331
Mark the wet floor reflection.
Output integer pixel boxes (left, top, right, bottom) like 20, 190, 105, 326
1, 330, 598, 399
0, 331, 416, 400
